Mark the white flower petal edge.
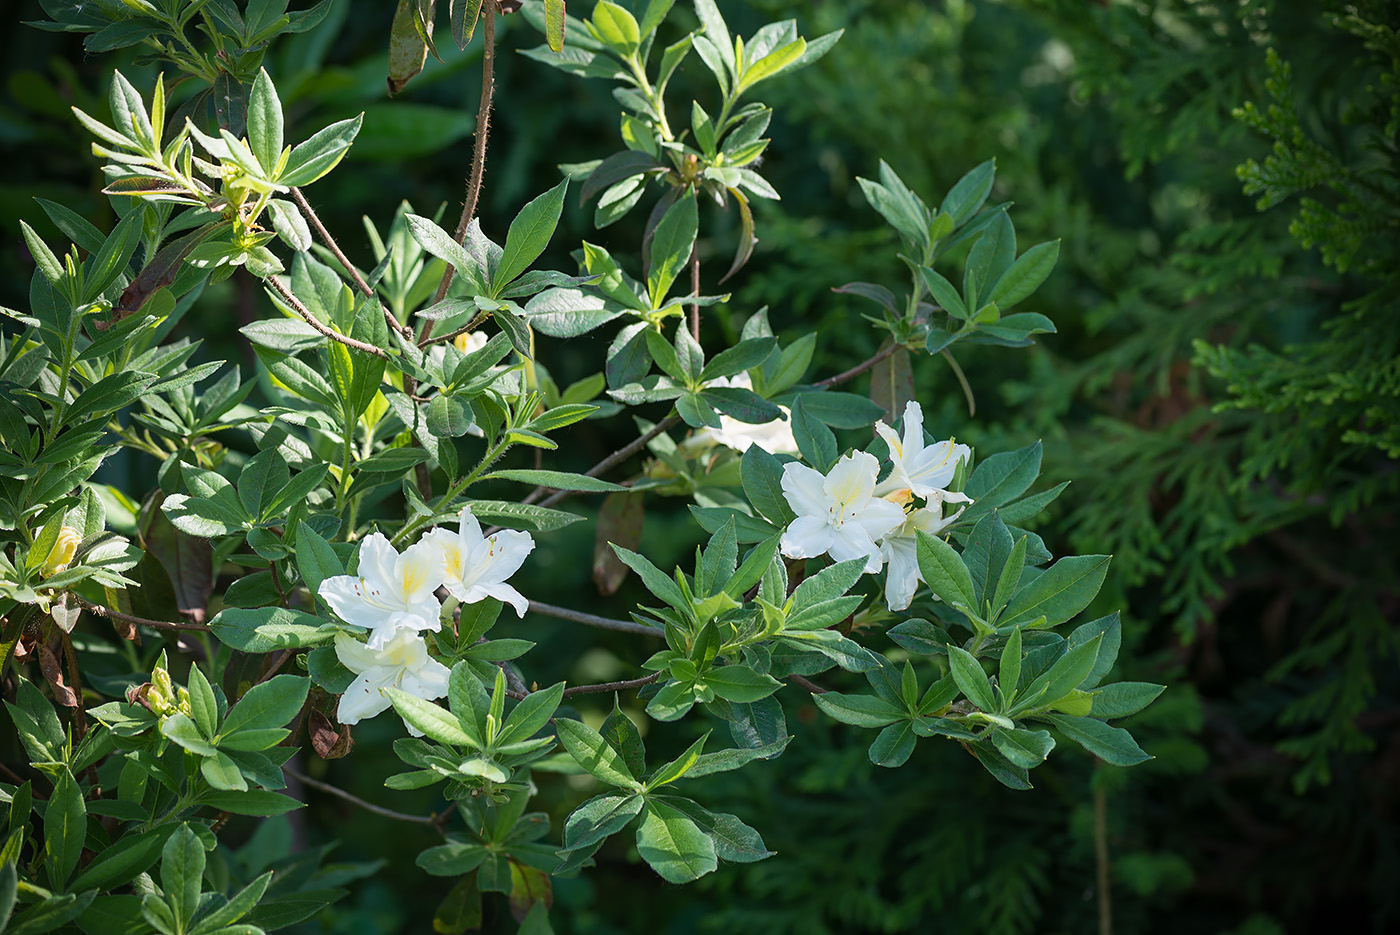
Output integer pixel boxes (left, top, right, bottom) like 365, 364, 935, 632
420, 506, 535, 617
318, 533, 446, 650
696, 373, 799, 455
333, 631, 450, 732
874, 401, 972, 499
780, 451, 905, 573
878, 493, 968, 612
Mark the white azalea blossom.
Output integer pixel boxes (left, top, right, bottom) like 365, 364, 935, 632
333, 631, 450, 732
873, 401, 972, 501
420, 506, 535, 617
319, 533, 446, 650
780, 451, 906, 573
877, 490, 972, 612
693, 373, 799, 455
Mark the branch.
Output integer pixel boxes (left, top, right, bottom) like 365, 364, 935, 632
524, 415, 682, 510
562, 672, 660, 698
72, 595, 211, 632
285, 765, 440, 826
688, 243, 700, 341
787, 674, 829, 694
430, 1, 497, 313
265, 275, 389, 359
528, 600, 662, 637
815, 342, 900, 389
289, 186, 411, 340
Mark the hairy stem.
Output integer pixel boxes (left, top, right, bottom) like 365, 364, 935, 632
71, 595, 211, 632
265, 275, 388, 359
431, 1, 497, 313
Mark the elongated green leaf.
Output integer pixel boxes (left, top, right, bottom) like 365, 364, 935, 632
947, 645, 997, 713
987, 240, 1060, 310
495, 178, 569, 289
999, 555, 1111, 630
915, 530, 976, 611
45, 771, 85, 890
387, 689, 473, 746
636, 801, 717, 883
485, 469, 623, 493
647, 195, 697, 308
222, 675, 309, 735
812, 691, 903, 728
162, 825, 204, 932
1043, 714, 1152, 766
555, 718, 642, 790
992, 727, 1054, 769
561, 793, 643, 853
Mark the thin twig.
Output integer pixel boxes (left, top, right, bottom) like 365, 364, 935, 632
290, 186, 411, 340
562, 672, 660, 698
940, 348, 975, 417
525, 415, 682, 510
787, 674, 828, 694
528, 600, 661, 637
72, 595, 211, 632
61, 631, 88, 738
419, 312, 488, 350
265, 275, 389, 359
431, 0, 497, 312
688, 243, 700, 340
1095, 770, 1113, 935
285, 765, 438, 826
815, 342, 901, 389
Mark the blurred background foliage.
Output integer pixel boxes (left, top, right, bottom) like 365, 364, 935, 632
3, 0, 1397, 932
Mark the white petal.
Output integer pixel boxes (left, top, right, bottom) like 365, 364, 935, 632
781, 515, 835, 559
781, 463, 829, 517
828, 524, 884, 573
476, 530, 535, 586
853, 497, 906, 541
333, 633, 381, 674
419, 527, 464, 584
397, 540, 447, 603
480, 582, 530, 617
900, 401, 925, 455
355, 533, 401, 592
881, 536, 921, 611
318, 575, 394, 631
337, 670, 395, 724
823, 451, 880, 507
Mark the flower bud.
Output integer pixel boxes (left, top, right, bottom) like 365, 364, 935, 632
40, 527, 81, 578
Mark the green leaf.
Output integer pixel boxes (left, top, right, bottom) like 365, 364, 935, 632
947, 645, 997, 713
1015, 635, 1102, 715
189, 870, 271, 931
246, 69, 284, 174
66, 371, 157, 423
600, 700, 647, 779
161, 825, 204, 932
636, 801, 717, 883
812, 691, 903, 728
920, 267, 968, 319
1069, 612, 1122, 689
45, 770, 85, 890
990, 535, 1028, 619
790, 396, 836, 471
647, 195, 697, 308
186, 665, 219, 740
405, 213, 488, 296
1043, 714, 1152, 766
991, 727, 1055, 769
651, 795, 772, 863
740, 444, 794, 525
610, 545, 688, 613
497, 682, 565, 746
702, 666, 782, 703
210, 607, 334, 653
485, 469, 624, 493
69, 830, 166, 892
987, 240, 1060, 311
294, 521, 342, 599
560, 793, 643, 853
495, 178, 569, 289
965, 442, 1041, 512
648, 732, 709, 788
590, 0, 641, 55
199, 790, 303, 816
387, 689, 473, 746
999, 555, 1111, 630
794, 391, 885, 429
1090, 682, 1166, 719
279, 114, 363, 187
222, 675, 310, 735
915, 530, 977, 611
6, 892, 95, 935
686, 736, 790, 778
998, 626, 1024, 700
869, 721, 917, 767
466, 501, 583, 532
555, 718, 643, 790
939, 159, 995, 226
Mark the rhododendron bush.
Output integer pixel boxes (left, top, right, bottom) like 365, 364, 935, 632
0, 1, 1162, 931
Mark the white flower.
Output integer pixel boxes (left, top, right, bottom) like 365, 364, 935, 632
873, 401, 972, 501
780, 451, 906, 573
877, 490, 970, 612
693, 374, 798, 455
333, 631, 450, 731
319, 533, 446, 650
420, 506, 535, 617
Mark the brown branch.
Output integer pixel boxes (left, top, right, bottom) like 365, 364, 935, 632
264, 275, 389, 359
431, 1, 497, 314
815, 342, 901, 389
285, 765, 439, 826
562, 672, 660, 698
289, 186, 411, 340
418, 312, 488, 350
787, 674, 828, 694
524, 415, 682, 510
1095, 770, 1114, 935
688, 242, 700, 340
527, 600, 661, 638
72, 595, 211, 632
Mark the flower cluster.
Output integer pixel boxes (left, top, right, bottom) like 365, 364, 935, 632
779, 402, 971, 611
318, 506, 534, 730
